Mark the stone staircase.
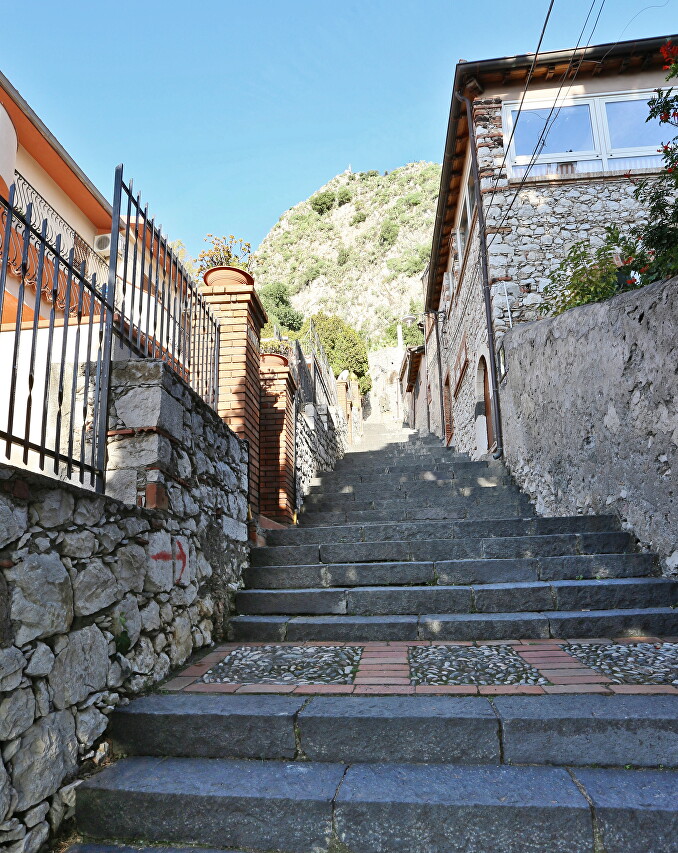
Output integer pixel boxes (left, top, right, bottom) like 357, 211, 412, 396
233, 424, 677, 642
70, 424, 678, 853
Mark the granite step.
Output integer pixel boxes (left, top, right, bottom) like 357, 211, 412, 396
302, 491, 533, 514
108, 694, 678, 768
250, 531, 634, 568
235, 578, 678, 616
243, 553, 658, 590
229, 606, 678, 642
75, 757, 678, 853
264, 515, 620, 547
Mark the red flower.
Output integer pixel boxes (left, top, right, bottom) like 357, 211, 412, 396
640, 265, 650, 273
626, 278, 635, 284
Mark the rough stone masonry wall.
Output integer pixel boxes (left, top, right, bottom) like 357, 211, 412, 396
0, 360, 249, 852
500, 277, 678, 574
295, 403, 347, 510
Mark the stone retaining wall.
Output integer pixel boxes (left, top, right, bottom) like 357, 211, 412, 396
500, 277, 678, 574
295, 403, 347, 510
0, 360, 249, 851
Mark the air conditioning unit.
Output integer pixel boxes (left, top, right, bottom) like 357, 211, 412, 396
93, 233, 125, 260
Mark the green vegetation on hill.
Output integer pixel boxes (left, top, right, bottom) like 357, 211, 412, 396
252, 162, 441, 343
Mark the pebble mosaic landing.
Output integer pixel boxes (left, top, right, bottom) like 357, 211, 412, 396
162, 638, 678, 696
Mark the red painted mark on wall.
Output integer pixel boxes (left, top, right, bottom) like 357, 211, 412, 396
151, 550, 172, 561
175, 540, 187, 583
150, 539, 187, 584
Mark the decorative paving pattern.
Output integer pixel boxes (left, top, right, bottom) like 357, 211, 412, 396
567, 642, 678, 685
162, 639, 678, 695
200, 644, 362, 685
409, 644, 548, 686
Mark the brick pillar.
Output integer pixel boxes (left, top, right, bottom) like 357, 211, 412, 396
201, 267, 267, 518
259, 353, 297, 524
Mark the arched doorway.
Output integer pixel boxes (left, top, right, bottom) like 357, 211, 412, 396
475, 357, 494, 452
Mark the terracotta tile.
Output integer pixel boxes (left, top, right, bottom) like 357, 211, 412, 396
478, 685, 545, 695
406, 641, 432, 646
543, 685, 612, 694
293, 685, 355, 694
354, 677, 412, 685
613, 636, 662, 644
529, 662, 593, 670
414, 685, 478, 695
235, 684, 297, 694
188, 682, 241, 693
474, 640, 522, 646
608, 685, 678, 694
178, 665, 216, 677
547, 675, 612, 684
353, 686, 416, 695
161, 677, 197, 691
562, 638, 612, 644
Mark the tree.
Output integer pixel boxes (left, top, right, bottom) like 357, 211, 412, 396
379, 219, 399, 247
299, 312, 372, 394
337, 186, 352, 206
310, 191, 336, 216
258, 282, 304, 332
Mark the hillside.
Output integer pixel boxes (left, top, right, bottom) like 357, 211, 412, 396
252, 162, 441, 341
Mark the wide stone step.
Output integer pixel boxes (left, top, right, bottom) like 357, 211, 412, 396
230, 607, 678, 641
107, 694, 678, 768
68, 846, 245, 853
330, 460, 489, 478
302, 492, 533, 515
243, 553, 658, 590
306, 475, 515, 500
299, 503, 538, 525
75, 757, 678, 853
235, 578, 677, 615
264, 515, 620, 547
250, 531, 633, 567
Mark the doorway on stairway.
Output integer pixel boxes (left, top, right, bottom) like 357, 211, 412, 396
475, 356, 494, 453
443, 374, 454, 446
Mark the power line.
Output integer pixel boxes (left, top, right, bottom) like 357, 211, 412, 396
483, 0, 557, 220
487, 0, 606, 247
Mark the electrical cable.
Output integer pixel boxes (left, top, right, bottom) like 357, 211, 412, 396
487, 0, 606, 247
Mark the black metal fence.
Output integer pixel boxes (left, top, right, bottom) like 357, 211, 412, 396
109, 165, 220, 406
0, 165, 221, 492
0, 184, 111, 490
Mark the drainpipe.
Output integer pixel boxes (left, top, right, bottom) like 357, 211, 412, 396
454, 91, 503, 459
433, 315, 445, 438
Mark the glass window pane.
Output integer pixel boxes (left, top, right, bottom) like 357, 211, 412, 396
606, 99, 665, 149
512, 104, 594, 156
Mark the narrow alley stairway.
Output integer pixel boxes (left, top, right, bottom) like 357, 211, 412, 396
72, 423, 678, 853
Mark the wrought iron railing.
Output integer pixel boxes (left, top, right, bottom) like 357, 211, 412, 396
303, 320, 339, 408
108, 166, 220, 408
13, 173, 110, 285
0, 184, 111, 490
0, 166, 221, 492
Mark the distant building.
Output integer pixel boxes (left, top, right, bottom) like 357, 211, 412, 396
403, 34, 674, 456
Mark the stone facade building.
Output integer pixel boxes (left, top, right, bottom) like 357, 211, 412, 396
405, 34, 674, 457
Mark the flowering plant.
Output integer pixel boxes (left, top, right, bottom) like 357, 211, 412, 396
195, 234, 252, 275
627, 41, 678, 282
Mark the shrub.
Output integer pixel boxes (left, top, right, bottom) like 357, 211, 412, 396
258, 282, 304, 332
337, 187, 352, 206
310, 190, 336, 215
379, 219, 399, 247
539, 227, 645, 316
350, 210, 367, 226
337, 246, 349, 266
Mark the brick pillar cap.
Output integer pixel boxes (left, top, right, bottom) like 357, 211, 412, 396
202, 266, 267, 329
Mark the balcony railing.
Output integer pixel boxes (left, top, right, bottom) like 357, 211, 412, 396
13, 172, 109, 287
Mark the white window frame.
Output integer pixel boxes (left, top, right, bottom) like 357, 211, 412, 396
454, 153, 476, 264
502, 88, 663, 177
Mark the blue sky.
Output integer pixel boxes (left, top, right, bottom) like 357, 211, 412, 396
4, 0, 676, 255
